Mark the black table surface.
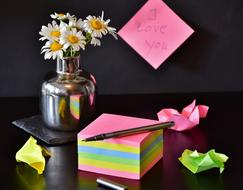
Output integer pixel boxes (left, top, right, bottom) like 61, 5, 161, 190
1, 93, 241, 190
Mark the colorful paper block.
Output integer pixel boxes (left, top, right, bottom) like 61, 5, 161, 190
118, 0, 194, 69
77, 113, 164, 180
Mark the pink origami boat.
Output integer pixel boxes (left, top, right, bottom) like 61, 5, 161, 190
157, 100, 209, 131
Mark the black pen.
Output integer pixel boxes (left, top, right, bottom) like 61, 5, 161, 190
82, 121, 174, 142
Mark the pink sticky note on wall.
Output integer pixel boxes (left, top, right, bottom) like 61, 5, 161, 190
118, 0, 194, 69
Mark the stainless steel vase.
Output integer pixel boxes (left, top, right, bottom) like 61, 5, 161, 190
41, 56, 96, 131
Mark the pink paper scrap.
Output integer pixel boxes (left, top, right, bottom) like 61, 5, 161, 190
157, 100, 209, 131
118, 0, 194, 69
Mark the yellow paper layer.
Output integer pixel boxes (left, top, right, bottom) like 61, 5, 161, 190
78, 140, 139, 154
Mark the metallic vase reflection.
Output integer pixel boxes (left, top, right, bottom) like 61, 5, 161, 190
41, 56, 96, 131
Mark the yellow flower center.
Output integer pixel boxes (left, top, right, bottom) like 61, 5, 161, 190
50, 30, 61, 38
91, 19, 103, 30
50, 42, 63, 51
58, 13, 65, 17
67, 35, 79, 44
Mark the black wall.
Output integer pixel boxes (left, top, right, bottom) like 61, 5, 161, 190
1, 0, 243, 97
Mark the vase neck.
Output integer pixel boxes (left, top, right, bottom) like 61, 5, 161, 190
56, 56, 80, 75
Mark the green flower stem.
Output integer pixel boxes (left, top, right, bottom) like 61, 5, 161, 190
63, 46, 80, 58
85, 32, 92, 44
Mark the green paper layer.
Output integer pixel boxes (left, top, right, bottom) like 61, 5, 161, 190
79, 152, 139, 166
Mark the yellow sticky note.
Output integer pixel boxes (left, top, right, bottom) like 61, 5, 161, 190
16, 136, 51, 174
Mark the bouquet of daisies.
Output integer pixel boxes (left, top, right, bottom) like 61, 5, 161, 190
39, 12, 117, 60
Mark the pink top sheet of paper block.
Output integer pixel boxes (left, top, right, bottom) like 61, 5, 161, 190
157, 100, 209, 131
78, 113, 161, 147
118, 0, 194, 69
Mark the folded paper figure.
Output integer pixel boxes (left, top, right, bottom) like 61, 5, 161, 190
78, 113, 164, 180
179, 149, 229, 174
157, 100, 209, 131
15, 136, 51, 174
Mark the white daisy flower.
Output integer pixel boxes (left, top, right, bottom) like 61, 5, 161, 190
59, 21, 68, 28
41, 41, 63, 60
39, 20, 61, 41
60, 28, 86, 51
83, 11, 117, 39
69, 18, 85, 30
100, 11, 118, 39
90, 37, 101, 46
107, 26, 118, 40
51, 12, 76, 21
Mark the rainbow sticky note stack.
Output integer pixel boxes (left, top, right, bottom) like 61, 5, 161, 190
77, 113, 163, 179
